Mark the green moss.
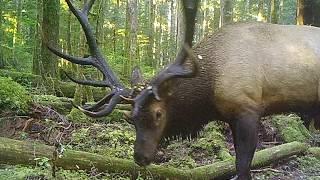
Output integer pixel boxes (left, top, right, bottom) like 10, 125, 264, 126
33, 95, 71, 114
164, 122, 232, 169
297, 155, 320, 176
66, 108, 91, 123
70, 123, 136, 159
0, 77, 31, 114
97, 127, 136, 159
167, 156, 197, 169
0, 165, 90, 180
105, 109, 126, 122
0, 69, 41, 88
191, 122, 232, 161
271, 114, 311, 143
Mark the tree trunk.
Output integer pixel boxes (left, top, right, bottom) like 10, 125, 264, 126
296, 0, 320, 27
270, 0, 279, 23
257, 0, 265, 22
220, 0, 233, 27
125, 0, 138, 77
213, 1, 220, 30
41, 0, 60, 78
177, 0, 184, 50
0, 137, 308, 179
32, 0, 42, 75
0, 0, 4, 67
147, 0, 155, 67
169, 0, 176, 63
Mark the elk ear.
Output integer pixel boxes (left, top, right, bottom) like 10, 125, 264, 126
130, 66, 144, 88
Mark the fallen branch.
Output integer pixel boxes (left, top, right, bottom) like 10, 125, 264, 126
0, 137, 308, 179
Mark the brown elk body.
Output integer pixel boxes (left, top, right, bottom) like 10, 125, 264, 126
48, 1, 320, 179
131, 22, 320, 179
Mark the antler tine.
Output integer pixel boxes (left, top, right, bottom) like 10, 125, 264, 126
65, 0, 122, 89
64, 71, 111, 88
82, 91, 115, 111
75, 90, 130, 118
47, 45, 93, 65
46, 0, 132, 119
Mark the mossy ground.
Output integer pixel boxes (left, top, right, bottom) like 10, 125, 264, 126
270, 114, 311, 143
0, 93, 320, 179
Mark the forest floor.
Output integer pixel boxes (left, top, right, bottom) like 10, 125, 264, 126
0, 103, 319, 179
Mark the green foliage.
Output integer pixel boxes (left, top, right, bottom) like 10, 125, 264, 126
70, 123, 136, 159
0, 69, 41, 88
166, 155, 197, 169
191, 122, 232, 161
0, 165, 90, 180
104, 109, 126, 122
271, 114, 311, 143
34, 157, 51, 169
33, 95, 70, 114
0, 77, 31, 114
66, 108, 91, 123
164, 122, 231, 169
297, 155, 320, 174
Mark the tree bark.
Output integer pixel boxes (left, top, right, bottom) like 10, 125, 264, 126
147, 0, 155, 67
0, 137, 308, 179
296, 0, 320, 27
270, 0, 279, 23
125, 0, 138, 77
41, 0, 60, 78
32, 0, 42, 75
257, 0, 265, 22
220, 0, 233, 27
0, 0, 3, 67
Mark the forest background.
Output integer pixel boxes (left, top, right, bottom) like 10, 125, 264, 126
0, 0, 315, 85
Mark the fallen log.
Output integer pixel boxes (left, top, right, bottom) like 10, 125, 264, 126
0, 137, 308, 179
0, 69, 107, 100
0, 137, 189, 179
190, 141, 308, 179
34, 94, 132, 115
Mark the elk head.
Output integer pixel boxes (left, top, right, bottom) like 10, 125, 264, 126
130, 0, 200, 166
47, 0, 199, 167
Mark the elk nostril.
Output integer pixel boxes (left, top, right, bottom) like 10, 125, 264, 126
134, 152, 150, 167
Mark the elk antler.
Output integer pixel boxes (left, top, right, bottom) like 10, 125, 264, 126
47, 0, 130, 117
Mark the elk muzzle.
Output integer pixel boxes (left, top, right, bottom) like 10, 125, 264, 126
133, 131, 159, 166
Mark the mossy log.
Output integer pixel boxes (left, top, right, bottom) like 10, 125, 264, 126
190, 141, 308, 179
0, 137, 308, 179
0, 69, 107, 100
270, 114, 311, 143
34, 94, 132, 113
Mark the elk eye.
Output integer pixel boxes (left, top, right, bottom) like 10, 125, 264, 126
156, 111, 162, 119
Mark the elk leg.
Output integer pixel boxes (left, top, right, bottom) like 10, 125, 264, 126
229, 113, 259, 180
314, 115, 320, 130
300, 110, 320, 130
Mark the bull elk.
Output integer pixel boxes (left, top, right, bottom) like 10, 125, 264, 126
48, 0, 320, 179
